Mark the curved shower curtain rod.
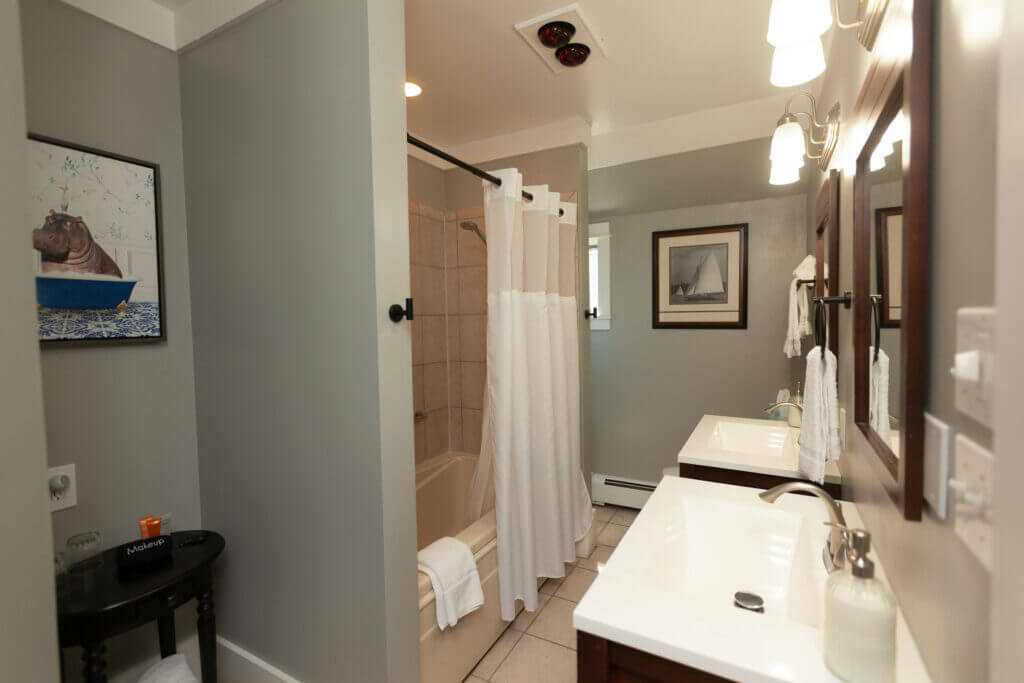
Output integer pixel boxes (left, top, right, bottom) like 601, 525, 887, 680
407, 134, 564, 217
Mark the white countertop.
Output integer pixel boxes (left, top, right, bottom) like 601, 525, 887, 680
678, 414, 841, 484
573, 477, 930, 682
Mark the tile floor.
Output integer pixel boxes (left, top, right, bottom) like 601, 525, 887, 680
465, 504, 637, 683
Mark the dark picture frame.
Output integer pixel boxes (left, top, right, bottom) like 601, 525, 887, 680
652, 223, 748, 329
27, 134, 166, 347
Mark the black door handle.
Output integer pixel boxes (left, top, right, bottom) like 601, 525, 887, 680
389, 298, 414, 323
584, 307, 598, 319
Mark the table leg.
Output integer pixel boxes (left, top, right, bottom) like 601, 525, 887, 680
158, 613, 177, 658
197, 590, 217, 682
82, 642, 107, 683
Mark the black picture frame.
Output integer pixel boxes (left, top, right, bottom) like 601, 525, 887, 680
652, 223, 748, 329
28, 134, 166, 347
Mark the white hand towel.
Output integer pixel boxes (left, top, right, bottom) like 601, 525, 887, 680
869, 347, 892, 447
784, 256, 822, 358
417, 536, 484, 630
798, 346, 841, 484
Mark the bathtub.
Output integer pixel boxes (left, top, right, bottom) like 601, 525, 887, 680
416, 453, 504, 683
35, 272, 139, 309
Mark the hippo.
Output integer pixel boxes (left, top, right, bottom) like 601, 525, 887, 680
33, 210, 122, 278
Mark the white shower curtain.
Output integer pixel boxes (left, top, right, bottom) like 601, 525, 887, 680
465, 168, 593, 620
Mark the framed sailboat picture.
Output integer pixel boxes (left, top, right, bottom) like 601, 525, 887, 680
652, 224, 747, 329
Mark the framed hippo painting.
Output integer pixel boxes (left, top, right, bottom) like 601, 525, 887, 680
26, 135, 165, 345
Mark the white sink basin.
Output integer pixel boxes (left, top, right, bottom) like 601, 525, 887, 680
708, 419, 793, 457
678, 414, 841, 484
573, 478, 930, 682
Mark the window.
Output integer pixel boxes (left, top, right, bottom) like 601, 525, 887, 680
588, 223, 611, 331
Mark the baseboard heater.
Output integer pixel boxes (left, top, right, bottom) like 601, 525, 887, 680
591, 472, 661, 509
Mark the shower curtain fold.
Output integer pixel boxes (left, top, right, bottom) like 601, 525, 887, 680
466, 168, 592, 620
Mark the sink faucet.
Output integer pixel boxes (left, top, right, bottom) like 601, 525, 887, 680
758, 482, 848, 573
763, 402, 802, 418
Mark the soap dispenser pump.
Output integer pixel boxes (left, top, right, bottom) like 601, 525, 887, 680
824, 529, 897, 683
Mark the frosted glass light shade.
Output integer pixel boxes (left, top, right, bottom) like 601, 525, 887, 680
770, 160, 802, 185
770, 38, 826, 87
770, 120, 808, 164
767, 0, 833, 46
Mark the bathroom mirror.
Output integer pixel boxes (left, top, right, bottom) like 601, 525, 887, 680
814, 170, 840, 357
853, 65, 929, 521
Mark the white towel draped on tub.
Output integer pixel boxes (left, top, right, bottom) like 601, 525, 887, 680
418, 537, 484, 630
785, 256, 825, 358
869, 347, 892, 447
798, 346, 841, 484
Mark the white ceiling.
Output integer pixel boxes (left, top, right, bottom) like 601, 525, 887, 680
405, 0, 818, 152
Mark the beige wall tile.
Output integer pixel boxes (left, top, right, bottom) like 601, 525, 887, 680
444, 208, 456, 222
462, 361, 485, 410
420, 216, 444, 267
408, 200, 420, 217
460, 314, 486, 362
412, 365, 425, 413
448, 407, 463, 452
419, 204, 443, 221
408, 212, 421, 265
445, 268, 460, 315
426, 408, 448, 457
413, 266, 445, 315
424, 362, 447, 412
458, 217, 487, 266
446, 314, 461, 361
448, 361, 462, 408
463, 407, 482, 454
414, 420, 427, 463
459, 265, 487, 314
444, 219, 459, 269
420, 315, 446, 364
409, 316, 423, 366
456, 205, 484, 220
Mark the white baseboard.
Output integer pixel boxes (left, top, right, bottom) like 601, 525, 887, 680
590, 472, 662, 509
217, 636, 302, 683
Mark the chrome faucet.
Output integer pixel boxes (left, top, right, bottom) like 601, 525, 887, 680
759, 482, 848, 573
763, 402, 803, 418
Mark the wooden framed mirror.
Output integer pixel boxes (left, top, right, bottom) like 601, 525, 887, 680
852, 0, 932, 521
815, 170, 840, 357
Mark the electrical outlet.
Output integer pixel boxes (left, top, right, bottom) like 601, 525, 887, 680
952, 435, 993, 570
48, 464, 77, 512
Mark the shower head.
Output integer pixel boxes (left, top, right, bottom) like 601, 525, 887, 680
459, 220, 486, 245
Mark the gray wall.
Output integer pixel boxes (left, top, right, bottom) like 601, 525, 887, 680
803, 5, 997, 679
408, 155, 445, 208
19, 2, 204, 678
21, 0, 203, 548
181, 2, 412, 680
590, 195, 807, 481
590, 137, 812, 222
0, 1, 60, 679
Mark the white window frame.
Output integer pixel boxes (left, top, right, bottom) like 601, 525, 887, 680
588, 222, 612, 331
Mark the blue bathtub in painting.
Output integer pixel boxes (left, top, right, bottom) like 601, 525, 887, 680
36, 274, 139, 309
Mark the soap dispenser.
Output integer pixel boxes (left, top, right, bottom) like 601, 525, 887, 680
789, 381, 803, 428
824, 529, 897, 683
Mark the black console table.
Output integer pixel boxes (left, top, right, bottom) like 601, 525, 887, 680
57, 530, 225, 682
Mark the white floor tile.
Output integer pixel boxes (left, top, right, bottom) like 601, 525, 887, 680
611, 508, 639, 526
471, 627, 522, 680
596, 522, 628, 547
526, 596, 577, 649
554, 567, 598, 603
593, 506, 614, 523
490, 634, 576, 683
510, 591, 552, 632
577, 545, 614, 572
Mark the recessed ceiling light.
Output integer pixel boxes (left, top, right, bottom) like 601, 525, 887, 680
405, 82, 422, 97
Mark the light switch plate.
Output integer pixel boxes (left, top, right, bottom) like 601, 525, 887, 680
953, 435, 993, 570
48, 464, 77, 512
952, 307, 995, 427
923, 412, 950, 519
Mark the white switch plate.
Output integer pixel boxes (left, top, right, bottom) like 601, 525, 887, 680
952, 307, 995, 427
953, 435, 993, 570
48, 464, 77, 512
923, 412, 950, 519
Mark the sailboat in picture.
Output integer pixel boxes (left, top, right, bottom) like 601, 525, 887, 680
683, 250, 726, 301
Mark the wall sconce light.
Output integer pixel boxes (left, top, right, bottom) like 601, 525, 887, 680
769, 91, 841, 185
767, 0, 893, 87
